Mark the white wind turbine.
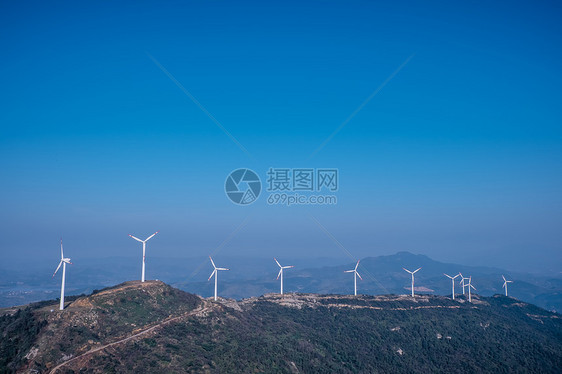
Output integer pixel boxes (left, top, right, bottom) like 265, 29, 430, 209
128, 231, 159, 282
403, 267, 421, 297
467, 276, 476, 302
459, 273, 469, 295
274, 258, 294, 295
444, 273, 460, 300
208, 256, 229, 301
344, 260, 363, 296
52, 238, 72, 311
502, 275, 513, 297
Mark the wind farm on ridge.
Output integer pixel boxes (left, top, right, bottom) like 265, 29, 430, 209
51, 231, 518, 310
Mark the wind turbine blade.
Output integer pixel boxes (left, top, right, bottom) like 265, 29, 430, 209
145, 231, 159, 241
356, 272, 363, 281
502, 275, 506, 282
217, 268, 229, 271
283, 265, 294, 269
60, 238, 64, 259
276, 269, 282, 280
470, 284, 476, 290
208, 269, 216, 281
444, 273, 452, 279
354, 260, 360, 270
129, 234, 143, 242
209, 256, 216, 269
344, 270, 354, 273
53, 261, 62, 277
274, 258, 281, 267
402, 267, 412, 274
413, 267, 421, 273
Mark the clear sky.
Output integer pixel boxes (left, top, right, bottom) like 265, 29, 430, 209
1, 1, 561, 271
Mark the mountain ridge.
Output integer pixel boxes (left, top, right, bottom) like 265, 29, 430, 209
2, 251, 561, 313
175, 251, 562, 312
2, 280, 561, 373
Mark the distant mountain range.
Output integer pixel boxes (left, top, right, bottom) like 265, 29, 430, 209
1, 281, 561, 373
1, 252, 561, 312
174, 252, 562, 312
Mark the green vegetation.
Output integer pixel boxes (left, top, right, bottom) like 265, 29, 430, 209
85, 295, 562, 373
0, 307, 46, 374
0, 281, 201, 373
1, 282, 561, 373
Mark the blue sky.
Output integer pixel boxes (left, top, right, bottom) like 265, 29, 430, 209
1, 1, 561, 271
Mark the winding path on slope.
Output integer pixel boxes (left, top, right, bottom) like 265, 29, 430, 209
49, 301, 212, 374
49, 296, 477, 373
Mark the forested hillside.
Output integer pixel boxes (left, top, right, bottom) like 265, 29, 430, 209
1, 281, 561, 373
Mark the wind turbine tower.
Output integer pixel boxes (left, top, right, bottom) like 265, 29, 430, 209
208, 256, 229, 301
459, 273, 469, 295
274, 258, 294, 295
502, 275, 513, 297
344, 260, 363, 296
129, 231, 159, 282
444, 273, 460, 300
403, 267, 421, 297
467, 276, 476, 302
52, 238, 72, 310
